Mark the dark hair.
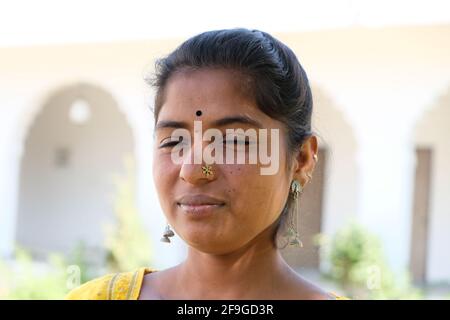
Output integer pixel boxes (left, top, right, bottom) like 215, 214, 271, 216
147, 28, 314, 247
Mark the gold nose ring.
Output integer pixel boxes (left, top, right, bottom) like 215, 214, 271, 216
201, 164, 213, 177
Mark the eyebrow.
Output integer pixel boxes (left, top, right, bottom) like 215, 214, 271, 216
155, 115, 263, 130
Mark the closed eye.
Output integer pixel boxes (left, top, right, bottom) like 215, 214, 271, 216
224, 136, 253, 146
159, 137, 183, 149
225, 139, 249, 145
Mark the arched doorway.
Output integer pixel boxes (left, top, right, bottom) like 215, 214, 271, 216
15, 83, 134, 261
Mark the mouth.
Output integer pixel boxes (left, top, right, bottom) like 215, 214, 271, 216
177, 203, 224, 213
176, 194, 226, 217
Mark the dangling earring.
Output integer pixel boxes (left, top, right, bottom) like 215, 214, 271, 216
160, 223, 175, 243
290, 179, 302, 199
285, 180, 303, 247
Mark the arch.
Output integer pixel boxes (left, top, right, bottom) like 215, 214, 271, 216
15, 82, 135, 261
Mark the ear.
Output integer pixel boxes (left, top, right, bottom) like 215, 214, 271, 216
292, 135, 318, 187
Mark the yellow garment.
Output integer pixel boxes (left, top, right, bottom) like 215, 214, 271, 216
65, 267, 348, 300
66, 267, 154, 300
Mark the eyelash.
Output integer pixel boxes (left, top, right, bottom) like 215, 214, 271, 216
159, 137, 251, 149
226, 137, 251, 146
159, 140, 182, 149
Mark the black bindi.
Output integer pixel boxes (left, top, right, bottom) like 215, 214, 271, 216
196, 110, 202, 116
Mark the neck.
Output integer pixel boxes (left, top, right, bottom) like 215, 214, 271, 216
173, 224, 296, 299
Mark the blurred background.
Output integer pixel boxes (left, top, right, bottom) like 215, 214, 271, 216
0, 0, 449, 299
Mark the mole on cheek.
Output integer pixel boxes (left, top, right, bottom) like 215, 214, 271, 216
196, 110, 202, 116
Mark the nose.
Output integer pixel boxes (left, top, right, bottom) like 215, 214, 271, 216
179, 147, 216, 185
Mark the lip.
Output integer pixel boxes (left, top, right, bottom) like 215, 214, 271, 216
176, 194, 225, 217
177, 194, 225, 206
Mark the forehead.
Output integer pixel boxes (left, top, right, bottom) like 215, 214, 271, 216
158, 68, 258, 121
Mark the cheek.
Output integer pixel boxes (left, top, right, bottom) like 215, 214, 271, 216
153, 153, 177, 207
222, 164, 286, 228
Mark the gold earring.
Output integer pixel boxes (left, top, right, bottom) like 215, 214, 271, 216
313, 154, 318, 162
201, 164, 213, 177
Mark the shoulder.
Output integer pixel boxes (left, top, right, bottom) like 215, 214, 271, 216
65, 267, 152, 300
65, 272, 115, 300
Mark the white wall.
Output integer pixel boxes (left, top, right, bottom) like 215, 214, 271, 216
16, 83, 134, 258
415, 89, 450, 283
311, 86, 359, 263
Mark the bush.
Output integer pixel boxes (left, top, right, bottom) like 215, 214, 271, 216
322, 221, 423, 299
104, 156, 153, 273
0, 248, 69, 299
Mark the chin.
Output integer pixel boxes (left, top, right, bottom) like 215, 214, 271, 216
182, 232, 239, 255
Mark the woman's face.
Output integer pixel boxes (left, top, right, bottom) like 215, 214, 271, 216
153, 68, 297, 254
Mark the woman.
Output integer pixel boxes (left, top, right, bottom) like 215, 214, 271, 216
66, 28, 346, 300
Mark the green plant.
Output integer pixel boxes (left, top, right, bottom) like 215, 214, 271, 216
104, 156, 153, 273
0, 247, 69, 300
322, 221, 423, 299
67, 241, 96, 284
